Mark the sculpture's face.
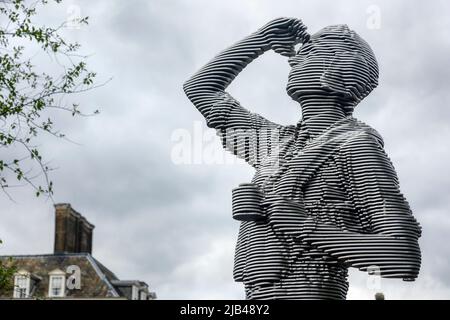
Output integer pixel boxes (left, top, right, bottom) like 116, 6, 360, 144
286, 25, 379, 106
286, 32, 329, 102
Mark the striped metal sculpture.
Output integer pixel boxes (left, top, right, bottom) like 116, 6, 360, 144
183, 17, 421, 300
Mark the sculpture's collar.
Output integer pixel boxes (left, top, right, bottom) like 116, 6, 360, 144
297, 112, 351, 141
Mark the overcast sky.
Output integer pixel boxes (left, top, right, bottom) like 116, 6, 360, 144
1, 0, 450, 300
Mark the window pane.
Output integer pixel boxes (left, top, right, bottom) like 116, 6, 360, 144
19, 288, 27, 298
15, 275, 29, 298
50, 276, 64, 297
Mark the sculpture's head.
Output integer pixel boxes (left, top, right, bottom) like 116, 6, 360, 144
287, 24, 379, 115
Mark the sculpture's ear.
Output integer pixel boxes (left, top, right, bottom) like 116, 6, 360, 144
320, 51, 372, 103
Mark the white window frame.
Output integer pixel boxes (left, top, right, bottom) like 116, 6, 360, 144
13, 270, 31, 299
139, 290, 147, 300
48, 269, 66, 298
131, 285, 139, 300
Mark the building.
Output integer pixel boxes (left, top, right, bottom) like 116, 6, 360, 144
0, 203, 156, 300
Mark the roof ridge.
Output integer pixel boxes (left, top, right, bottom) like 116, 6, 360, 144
91, 257, 119, 280
85, 254, 119, 298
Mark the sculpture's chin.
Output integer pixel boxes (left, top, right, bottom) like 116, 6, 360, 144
287, 82, 334, 102
286, 85, 315, 102
286, 84, 301, 102
287, 90, 301, 102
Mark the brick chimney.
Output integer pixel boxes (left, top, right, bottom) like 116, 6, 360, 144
54, 203, 95, 254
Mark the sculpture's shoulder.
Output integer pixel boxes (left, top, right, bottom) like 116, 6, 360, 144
342, 117, 385, 148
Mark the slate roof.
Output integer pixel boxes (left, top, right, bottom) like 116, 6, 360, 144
0, 253, 123, 299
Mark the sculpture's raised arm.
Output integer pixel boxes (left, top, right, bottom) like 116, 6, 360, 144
183, 17, 309, 120
182, 18, 309, 167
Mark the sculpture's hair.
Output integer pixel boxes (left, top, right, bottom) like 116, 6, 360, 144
314, 25, 379, 114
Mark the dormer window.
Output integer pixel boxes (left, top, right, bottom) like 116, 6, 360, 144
48, 269, 66, 298
13, 270, 30, 298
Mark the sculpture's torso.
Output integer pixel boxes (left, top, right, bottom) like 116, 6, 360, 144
233, 117, 381, 299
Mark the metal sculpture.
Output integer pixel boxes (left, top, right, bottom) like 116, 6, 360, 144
183, 17, 421, 300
